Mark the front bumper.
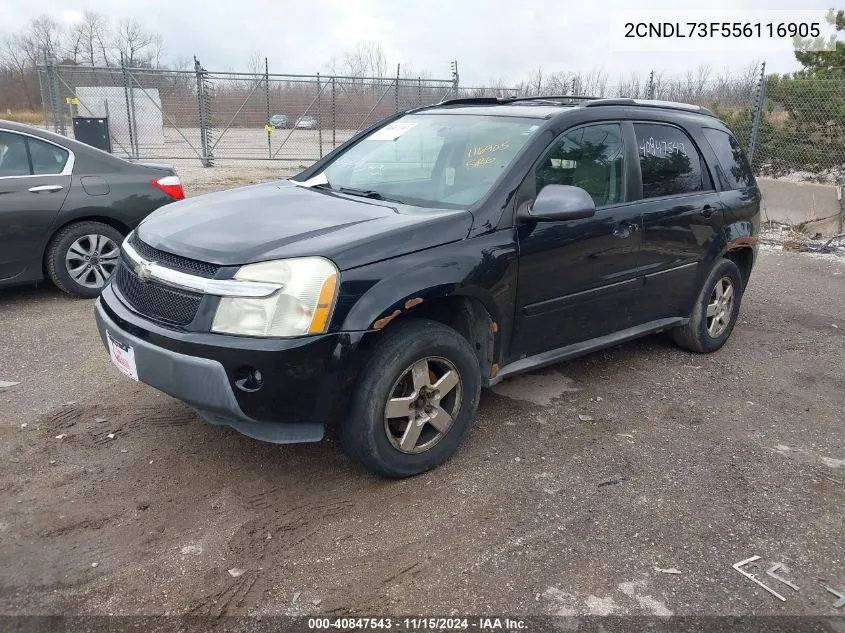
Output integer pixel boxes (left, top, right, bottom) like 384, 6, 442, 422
95, 284, 372, 444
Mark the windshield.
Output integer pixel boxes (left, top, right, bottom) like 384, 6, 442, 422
308, 113, 541, 209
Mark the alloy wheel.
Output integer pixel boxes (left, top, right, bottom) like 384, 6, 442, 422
383, 356, 463, 454
65, 234, 120, 289
706, 276, 735, 338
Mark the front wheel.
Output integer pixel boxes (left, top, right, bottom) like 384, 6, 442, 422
672, 258, 744, 353
338, 319, 481, 478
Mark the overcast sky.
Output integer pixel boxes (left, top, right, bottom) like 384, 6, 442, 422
4, 0, 835, 85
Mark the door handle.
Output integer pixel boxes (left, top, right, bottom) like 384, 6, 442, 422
28, 185, 64, 193
700, 205, 715, 218
613, 221, 640, 239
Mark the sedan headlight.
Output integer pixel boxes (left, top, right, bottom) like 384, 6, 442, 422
211, 257, 338, 337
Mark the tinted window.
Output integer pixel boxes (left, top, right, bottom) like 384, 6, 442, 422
535, 123, 625, 207
702, 127, 754, 190
634, 123, 703, 198
27, 137, 69, 175
0, 131, 32, 177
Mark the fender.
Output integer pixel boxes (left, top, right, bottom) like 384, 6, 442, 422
721, 219, 758, 254
335, 231, 519, 365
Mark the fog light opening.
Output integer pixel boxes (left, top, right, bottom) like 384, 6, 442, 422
234, 367, 264, 393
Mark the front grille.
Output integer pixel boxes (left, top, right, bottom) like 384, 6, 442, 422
129, 233, 220, 279
114, 264, 202, 326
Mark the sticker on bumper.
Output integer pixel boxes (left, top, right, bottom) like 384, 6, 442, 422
107, 331, 138, 381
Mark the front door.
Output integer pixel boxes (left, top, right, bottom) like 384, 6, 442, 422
511, 122, 643, 359
626, 121, 725, 323
0, 131, 71, 280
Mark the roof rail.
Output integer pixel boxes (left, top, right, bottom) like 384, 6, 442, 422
434, 97, 509, 106
584, 98, 717, 117
434, 95, 598, 107
508, 95, 599, 104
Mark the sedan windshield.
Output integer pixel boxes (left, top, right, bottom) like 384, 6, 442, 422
308, 114, 541, 209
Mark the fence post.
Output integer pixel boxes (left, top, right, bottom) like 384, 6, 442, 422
450, 60, 459, 98
36, 62, 50, 130
395, 64, 400, 113
647, 70, 655, 99
42, 56, 54, 131
331, 76, 336, 149
265, 57, 271, 159
46, 56, 64, 135
418, 77, 422, 107
120, 54, 136, 158
195, 56, 213, 167
748, 61, 767, 166
317, 72, 323, 159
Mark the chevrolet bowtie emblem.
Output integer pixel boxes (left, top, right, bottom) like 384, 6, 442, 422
134, 260, 153, 282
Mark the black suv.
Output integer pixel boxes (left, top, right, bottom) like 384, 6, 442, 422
94, 96, 760, 478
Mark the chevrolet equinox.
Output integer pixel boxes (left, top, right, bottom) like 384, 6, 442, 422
95, 96, 760, 478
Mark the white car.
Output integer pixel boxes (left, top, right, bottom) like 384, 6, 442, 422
295, 115, 317, 130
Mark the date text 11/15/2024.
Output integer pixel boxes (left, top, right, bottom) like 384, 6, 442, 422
307, 617, 527, 630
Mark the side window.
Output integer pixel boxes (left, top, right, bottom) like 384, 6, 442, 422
535, 123, 625, 208
702, 127, 754, 190
27, 137, 69, 175
634, 123, 703, 198
0, 131, 32, 177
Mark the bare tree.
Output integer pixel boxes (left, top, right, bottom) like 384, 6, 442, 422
527, 66, 544, 94
67, 11, 112, 66
246, 49, 263, 76
0, 34, 36, 109
29, 15, 64, 62
342, 41, 389, 79
114, 18, 163, 67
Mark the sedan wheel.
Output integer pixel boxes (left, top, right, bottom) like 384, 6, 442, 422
46, 220, 125, 298
65, 234, 120, 290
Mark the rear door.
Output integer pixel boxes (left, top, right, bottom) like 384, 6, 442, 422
625, 121, 724, 323
511, 121, 643, 358
0, 130, 72, 280
700, 126, 761, 232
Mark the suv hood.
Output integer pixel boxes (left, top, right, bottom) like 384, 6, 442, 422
136, 180, 472, 270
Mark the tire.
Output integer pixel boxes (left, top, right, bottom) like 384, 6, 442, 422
672, 258, 744, 354
338, 318, 482, 478
45, 221, 124, 298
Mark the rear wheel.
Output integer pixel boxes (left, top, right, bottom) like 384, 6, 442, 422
672, 258, 743, 353
338, 319, 481, 478
46, 221, 123, 298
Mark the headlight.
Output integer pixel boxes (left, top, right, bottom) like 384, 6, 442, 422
211, 257, 338, 337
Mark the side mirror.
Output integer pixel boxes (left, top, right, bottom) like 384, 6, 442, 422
519, 184, 597, 222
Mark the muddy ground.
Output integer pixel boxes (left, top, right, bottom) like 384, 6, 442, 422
0, 172, 843, 618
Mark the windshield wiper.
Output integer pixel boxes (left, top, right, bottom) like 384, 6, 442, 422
308, 182, 407, 205
335, 187, 407, 204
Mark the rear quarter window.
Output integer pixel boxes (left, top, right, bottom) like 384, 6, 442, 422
701, 127, 754, 190
27, 137, 69, 175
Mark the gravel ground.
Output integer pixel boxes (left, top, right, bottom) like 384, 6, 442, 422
0, 175, 844, 618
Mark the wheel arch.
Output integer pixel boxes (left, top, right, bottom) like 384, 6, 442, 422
338, 257, 506, 385
723, 246, 754, 290
717, 217, 758, 291
42, 215, 130, 271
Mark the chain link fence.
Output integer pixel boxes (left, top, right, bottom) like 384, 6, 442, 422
752, 74, 845, 184
35, 59, 845, 185
37, 59, 457, 170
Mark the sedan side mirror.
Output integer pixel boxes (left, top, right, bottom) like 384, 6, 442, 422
519, 184, 597, 222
